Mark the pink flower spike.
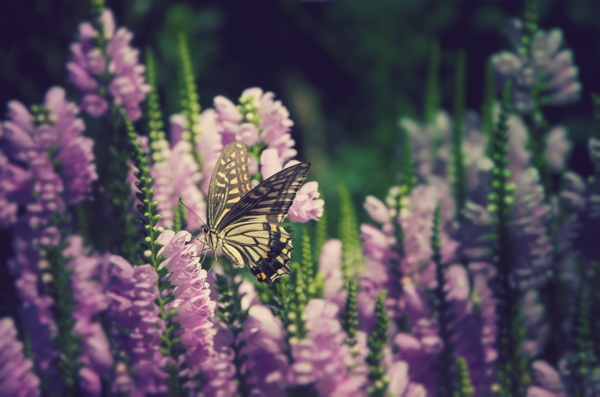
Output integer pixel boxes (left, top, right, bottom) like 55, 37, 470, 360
364, 195, 392, 225
260, 148, 283, 180
81, 94, 108, 118
288, 181, 324, 223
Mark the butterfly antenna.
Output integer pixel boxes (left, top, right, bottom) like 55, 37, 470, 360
179, 197, 207, 228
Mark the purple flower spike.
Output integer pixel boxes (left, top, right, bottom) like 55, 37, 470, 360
0, 318, 41, 397
260, 148, 283, 181
151, 140, 206, 232
62, 236, 114, 391
241, 88, 297, 163
288, 181, 324, 223
158, 230, 217, 372
241, 304, 290, 396
492, 19, 581, 112
399, 111, 452, 181
544, 126, 571, 172
288, 299, 367, 396
106, 255, 168, 395
527, 361, 568, 397
386, 361, 427, 397
168, 110, 223, 196
1, 87, 97, 208
215, 88, 296, 168
318, 239, 346, 309
357, 222, 398, 331
257, 149, 323, 223
68, 9, 150, 120
0, 151, 30, 227
510, 168, 553, 289
197, 109, 225, 194
460, 166, 553, 290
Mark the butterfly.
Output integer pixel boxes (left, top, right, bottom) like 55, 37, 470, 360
201, 142, 311, 283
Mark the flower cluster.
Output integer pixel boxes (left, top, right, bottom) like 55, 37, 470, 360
0, 86, 105, 394
3, 3, 600, 397
107, 256, 168, 394
492, 18, 581, 113
0, 318, 40, 396
359, 184, 497, 395
68, 9, 150, 120
149, 87, 323, 232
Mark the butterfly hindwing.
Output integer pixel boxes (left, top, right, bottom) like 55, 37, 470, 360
216, 162, 310, 283
206, 142, 253, 228
220, 221, 293, 283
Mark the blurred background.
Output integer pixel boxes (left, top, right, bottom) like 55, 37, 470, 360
2, 0, 600, 203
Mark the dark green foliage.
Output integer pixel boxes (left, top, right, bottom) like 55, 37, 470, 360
314, 204, 328, 262
431, 207, 458, 397
338, 186, 364, 282
105, 116, 139, 264
518, 1, 550, 190
287, 384, 320, 397
386, 187, 410, 332
488, 80, 527, 397
424, 40, 441, 124
482, 59, 496, 145
366, 291, 391, 397
563, 263, 597, 397
89, 0, 104, 17
454, 356, 475, 397
121, 110, 162, 268
451, 50, 467, 217
145, 48, 167, 163
399, 123, 416, 194
214, 269, 255, 397
172, 198, 187, 233
593, 93, 600, 172
592, 261, 600, 363
342, 279, 359, 348
520, 0, 539, 58
42, 214, 82, 397
301, 228, 318, 299
257, 262, 309, 349
178, 33, 202, 167
593, 94, 600, 140
285, 261, 309, 343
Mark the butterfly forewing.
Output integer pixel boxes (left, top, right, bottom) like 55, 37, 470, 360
217, 162, 310, 230
207, 142, 253, 227
209, 151, 310, 283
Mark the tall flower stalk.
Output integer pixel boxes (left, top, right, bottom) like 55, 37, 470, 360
0, 87, 107, 395
489, 80, 527, 396
431, 207, 458, 396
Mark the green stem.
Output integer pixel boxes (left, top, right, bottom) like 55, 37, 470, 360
489, 80, 527, 397
178, 33, 202, 168
452, 51, 467, 217
432, 207, 457, 396
366, 291, 391, 397
43, 219, 82, 397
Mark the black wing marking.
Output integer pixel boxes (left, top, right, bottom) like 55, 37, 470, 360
206, 142, 253, 227
220, 222, 294, 283
216, 162, 311, 230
